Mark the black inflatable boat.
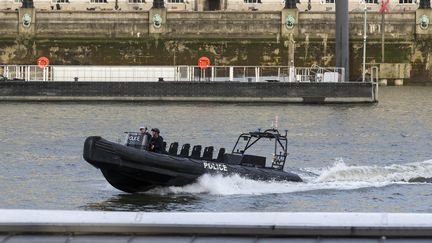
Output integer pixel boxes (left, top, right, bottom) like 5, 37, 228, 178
83, 128, 302, 193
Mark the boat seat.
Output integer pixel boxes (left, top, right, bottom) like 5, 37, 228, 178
216, 148, 225, 162
162, 141, 167, 153
168, 142, 179, 155
179, 143, 190, 157
191, 145, 202, 159
202, 146, 214, 160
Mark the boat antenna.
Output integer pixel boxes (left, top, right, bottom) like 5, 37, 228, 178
275, 115, 279, 128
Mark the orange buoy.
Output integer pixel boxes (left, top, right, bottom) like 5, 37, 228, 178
37, 57, 49, 69
198, 56, 210, 69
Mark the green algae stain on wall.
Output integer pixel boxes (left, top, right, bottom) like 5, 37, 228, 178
0, 37, 430, 82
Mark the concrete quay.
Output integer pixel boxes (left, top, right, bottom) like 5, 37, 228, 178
0, 81, 377, 103
1, 210, 432, 242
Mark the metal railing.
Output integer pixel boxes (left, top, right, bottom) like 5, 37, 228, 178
1, 65, 51, 81
187, 66, 292, 82
294, 65, 345, 83
1, 65, 348, 83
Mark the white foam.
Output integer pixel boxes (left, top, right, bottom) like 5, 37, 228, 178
148, 159, 432, 196
316, 159, 432, 183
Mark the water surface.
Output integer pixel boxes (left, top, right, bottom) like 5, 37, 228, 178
0, 86, 431, 212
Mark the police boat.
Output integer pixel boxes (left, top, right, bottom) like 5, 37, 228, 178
83, 128, 302, 193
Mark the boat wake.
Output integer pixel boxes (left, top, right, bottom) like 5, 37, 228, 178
313, 159, 432, 183
148, 159, 432, 195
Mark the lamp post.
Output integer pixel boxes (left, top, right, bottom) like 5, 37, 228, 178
362, 4, 367, 82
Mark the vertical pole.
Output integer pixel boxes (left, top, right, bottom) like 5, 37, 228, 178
381, 12, 385, 62
277, 67, 280, 81
335, 1, 349, 81
362, 6, 367, 83
288, 33, 295, 68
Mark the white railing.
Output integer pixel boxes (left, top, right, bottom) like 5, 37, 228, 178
1, 65, 348, 83
294, 66, 345, 83
1, 65, 51, 81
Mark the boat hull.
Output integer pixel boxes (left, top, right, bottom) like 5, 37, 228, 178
83, 136, 302, 193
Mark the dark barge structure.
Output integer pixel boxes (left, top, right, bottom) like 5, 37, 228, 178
0, 81, 377, 103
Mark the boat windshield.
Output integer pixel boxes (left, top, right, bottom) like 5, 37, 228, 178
232, 128, 288, 170
124, 132, 147, 149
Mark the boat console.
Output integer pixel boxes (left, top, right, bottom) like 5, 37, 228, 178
232, 128, 289, 170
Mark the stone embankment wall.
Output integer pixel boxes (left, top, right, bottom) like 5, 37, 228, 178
0, 9, 431, 83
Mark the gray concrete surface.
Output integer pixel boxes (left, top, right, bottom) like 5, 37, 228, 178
1, 210, 432, 242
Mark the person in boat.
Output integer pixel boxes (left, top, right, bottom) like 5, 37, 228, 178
139, 126, 151, 150
149, 128, 164, 153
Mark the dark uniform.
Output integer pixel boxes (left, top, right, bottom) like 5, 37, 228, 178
150, 128, 164, 153
139, 126, 152, 150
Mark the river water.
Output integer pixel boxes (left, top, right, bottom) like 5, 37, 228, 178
1, 86, 432, 212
